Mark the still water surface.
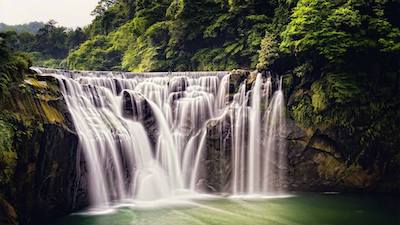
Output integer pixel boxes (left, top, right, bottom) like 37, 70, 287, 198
49, 193, 399, 225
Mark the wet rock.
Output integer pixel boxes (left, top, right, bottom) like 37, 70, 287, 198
122, 90, 159, 150
169, 77, 188, 93
197, 112, 233, 193
0, 196, 18, 225
122, 91, 147, 120
229, 70, 250, 94
286, 120, 380, 192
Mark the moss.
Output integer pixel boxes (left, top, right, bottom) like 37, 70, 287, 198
39, 101, 64, 123
342, 164, 378, 187
11, 76, 65, 125
24, 78, 48, 89
0, 119, 17, 187
314, 153, 345, 181
310, 81, 327, 112
313, 152, 378, 188
291, 96, 315, 128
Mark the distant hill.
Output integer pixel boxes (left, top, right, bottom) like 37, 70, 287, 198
0, 21, 45, 34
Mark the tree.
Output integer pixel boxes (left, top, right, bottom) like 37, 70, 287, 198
280, 0, 400, 67
0, 31, 20, 51
67, 28, 88, 50
91, 0, 117, 17
257, 32, 279, 70
17, 32, 36, 52
35, 20, 69, 59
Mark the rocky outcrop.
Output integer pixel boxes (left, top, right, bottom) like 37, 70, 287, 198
122, 90, 159, 149
0, 74, 85, 225
286, 118, 389, 192
197, 113, 233, 193
283, 69, 400, 193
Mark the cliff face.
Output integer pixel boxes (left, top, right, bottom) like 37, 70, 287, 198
0, 74, 87, 225
284, 71, 400, 193
286, 119, 383, 192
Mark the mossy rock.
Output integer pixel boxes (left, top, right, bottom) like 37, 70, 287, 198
0, 119, 17, 187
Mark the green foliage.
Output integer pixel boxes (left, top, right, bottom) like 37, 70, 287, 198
27, 52, 63, 68
123, 21, 170, 71
311, 73, 362, 113
280, 0, 400, 64
0, 38, 32, 187
0, 117, 16, 186
34, 20, 72, 59
310, 81, 327, 112
192, 48, 239, 71
67, 35, 122, 71
278, 0, 400, 174
293, 62, 313, 78
87, 0, 136, 36
91, 0, 117, 17
0, 34, 31, 100
67, 0, 275, 71
1, 20, 88, 68
257, 32, 279, 70
291, 95, 315, 127
0, 22, 44, 34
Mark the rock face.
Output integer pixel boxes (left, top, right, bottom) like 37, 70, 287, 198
0, 195, 18, 225
286, 119, 380, 192
197, 113, 233, 193
0, 74, 86, 225
122, 90, 159, 150
282, 70, 400, 193
13, 124, 84, 225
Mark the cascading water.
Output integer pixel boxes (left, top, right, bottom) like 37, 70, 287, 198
230, 74, 287, 195
37, 68, 287, 207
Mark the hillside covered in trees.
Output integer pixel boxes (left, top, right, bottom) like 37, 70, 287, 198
1, 20, 88, 68
0, 22, 44, 34
65, 0, 399, 72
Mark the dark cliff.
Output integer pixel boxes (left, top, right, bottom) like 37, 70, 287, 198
0, 73, 87, 225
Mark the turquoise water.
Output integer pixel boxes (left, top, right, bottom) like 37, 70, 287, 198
50, 193, 399, 225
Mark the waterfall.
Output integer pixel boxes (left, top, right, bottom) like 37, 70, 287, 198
263, 77, 287, 193
39, 68, 287, 207
247, 74, 263, 193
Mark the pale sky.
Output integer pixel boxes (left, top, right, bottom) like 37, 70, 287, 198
0, 0, 99, 28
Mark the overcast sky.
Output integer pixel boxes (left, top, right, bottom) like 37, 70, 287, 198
0, 0, 99, 27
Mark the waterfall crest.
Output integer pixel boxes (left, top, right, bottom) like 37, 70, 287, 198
39, 68, 287, 206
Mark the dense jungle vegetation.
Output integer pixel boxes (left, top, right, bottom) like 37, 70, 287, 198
0, 20, 87, 68
0, 22, 45, 34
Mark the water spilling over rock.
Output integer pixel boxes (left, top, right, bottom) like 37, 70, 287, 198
36, 68, 287, 207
